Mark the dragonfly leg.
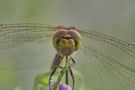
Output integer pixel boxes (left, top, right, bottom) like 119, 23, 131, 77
65, 57, 75, 89
51, 54, 63, 69
57, 66, 64, 69
65, 69, 69, 85
71, 58, 76, 64
49, 54, 63, 90
65, 59, 69, 85
49, 67, 57, 90
68, 58, 76, 67
69, 66, 75, 90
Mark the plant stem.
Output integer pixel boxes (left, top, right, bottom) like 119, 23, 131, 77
53, 57, 70, 90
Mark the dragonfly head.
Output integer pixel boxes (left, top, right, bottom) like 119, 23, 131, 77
53, 26, 81, 56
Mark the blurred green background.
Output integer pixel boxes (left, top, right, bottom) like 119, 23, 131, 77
0, 0, 135, 90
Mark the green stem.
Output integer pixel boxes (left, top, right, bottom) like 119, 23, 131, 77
53, 57, 70, 90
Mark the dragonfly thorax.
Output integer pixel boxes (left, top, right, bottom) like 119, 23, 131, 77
53, 27, 81, 56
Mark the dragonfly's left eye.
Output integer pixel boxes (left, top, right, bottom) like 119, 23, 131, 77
67, 30, 81, 40
54, 30, 67, 39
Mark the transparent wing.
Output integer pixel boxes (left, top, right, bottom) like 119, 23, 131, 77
0, 23, 56, 51
74, 29, 135, 90
0, 23, 58, 71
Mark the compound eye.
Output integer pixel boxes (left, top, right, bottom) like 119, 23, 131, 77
67, 30, 81, 40
69, 26, 75, 29
54, 30, 67, 39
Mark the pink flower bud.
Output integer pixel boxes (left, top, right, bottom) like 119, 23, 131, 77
59, 83, 72, 90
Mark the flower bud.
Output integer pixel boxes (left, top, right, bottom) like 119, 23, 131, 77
59, 83, 72, 90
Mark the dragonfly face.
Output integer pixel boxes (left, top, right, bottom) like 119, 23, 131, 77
53, 26, 81, 56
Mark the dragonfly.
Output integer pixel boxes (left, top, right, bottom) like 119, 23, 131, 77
0, 23, 135, 90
